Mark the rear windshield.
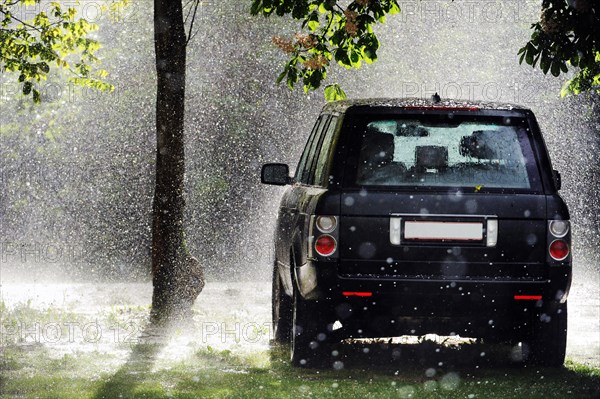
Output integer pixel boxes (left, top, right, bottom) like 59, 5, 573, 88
349, 116, 541, 191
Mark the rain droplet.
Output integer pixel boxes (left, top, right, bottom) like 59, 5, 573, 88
526, 233, 537, 246
358, 242, 376, 259
440, 372, 460, 390
333, 360, 344, 370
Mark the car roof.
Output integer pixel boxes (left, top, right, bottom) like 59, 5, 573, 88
321, 97, 531, 114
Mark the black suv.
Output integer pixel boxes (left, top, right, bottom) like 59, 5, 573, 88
262, 98, 571, 368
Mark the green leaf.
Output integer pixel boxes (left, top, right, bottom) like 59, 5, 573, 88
525, 49, 534, 65
363, 47, 377, 63
22, 81, 32, 95
550, 61, 560, 77
276, 69, 287, 84
540, 56, 551, 74
324, 84, 347, 102
560, 79, 574, 97
334, 48, 350, 67
532, 53, 541, 68
389, 2, 401, 15
286, 68, 298, 90
38, 62, 50, 73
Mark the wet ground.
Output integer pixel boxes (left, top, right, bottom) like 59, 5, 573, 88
1, 264, 598, 368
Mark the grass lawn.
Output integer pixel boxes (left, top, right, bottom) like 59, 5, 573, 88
1, 340, 599, 399
1, 285, 598, 399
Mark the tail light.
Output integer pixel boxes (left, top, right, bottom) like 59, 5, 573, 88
310, 216, 339, 258
549, 239, 569, 261
548, 220, 570, 262
549, 220, 569, 237
315, 216, 336, 233
315, 235, 336, 256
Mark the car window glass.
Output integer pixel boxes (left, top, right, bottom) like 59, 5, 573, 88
355, 119, 536, 190
298, 115, 329, 184
295, 115, 324, 182
313, 116, 339, 186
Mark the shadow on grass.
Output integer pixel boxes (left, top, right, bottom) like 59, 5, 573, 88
334, 339, 518, 370
267, 339, 600, 399
92, 325, 168, 399
270, 338, 600, 389
91, 332, 600, 399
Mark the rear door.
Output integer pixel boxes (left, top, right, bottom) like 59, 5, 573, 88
337, 110, 548, 282
277, 114, 339, 283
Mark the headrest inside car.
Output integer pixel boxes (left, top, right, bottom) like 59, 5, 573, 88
396, 124, 429, 137
415, 145, 448, 170
459, 130, 498, 159
359, 133, 395, 166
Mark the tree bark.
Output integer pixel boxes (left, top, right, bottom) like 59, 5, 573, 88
151, 0, 204, 325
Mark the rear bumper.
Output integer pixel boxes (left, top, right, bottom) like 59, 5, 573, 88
335, 272, 571, 301
295, 259, 571, 336
299, 259, 571, 300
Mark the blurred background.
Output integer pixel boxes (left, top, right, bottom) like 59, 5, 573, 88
0, 0, 597, 283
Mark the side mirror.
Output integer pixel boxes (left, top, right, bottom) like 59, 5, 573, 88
261, 163, 291, 186
552, 169, 562, 191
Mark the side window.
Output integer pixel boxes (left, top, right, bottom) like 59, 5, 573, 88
304, 116, 333, 185
313, 116, 339, 186
295, 116, 323, 182
296, 115, 330, 184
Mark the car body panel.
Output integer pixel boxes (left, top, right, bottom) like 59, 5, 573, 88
264, 98, 571, 340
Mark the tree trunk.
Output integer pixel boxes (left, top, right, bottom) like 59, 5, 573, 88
151, 0, 204, 325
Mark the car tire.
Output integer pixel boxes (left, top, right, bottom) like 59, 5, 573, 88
290, 285, 333, 368
525, 302, 567, 367
272, 264, 292, 344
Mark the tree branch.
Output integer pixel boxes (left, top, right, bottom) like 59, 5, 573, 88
185, 0, 200, 45
0, 7, 43, 32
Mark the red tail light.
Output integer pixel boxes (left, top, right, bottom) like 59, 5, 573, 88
315, 235, 336, 256
549, 239, 569, 261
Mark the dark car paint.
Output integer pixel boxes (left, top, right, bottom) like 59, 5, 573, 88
269, 101, 571, 339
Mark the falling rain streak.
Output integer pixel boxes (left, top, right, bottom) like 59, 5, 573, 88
0, 0, 597, 372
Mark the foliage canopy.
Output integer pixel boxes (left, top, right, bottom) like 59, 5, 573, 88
251, 0, 400, 100
0, 0, 114, 102
519, 0, 600, 96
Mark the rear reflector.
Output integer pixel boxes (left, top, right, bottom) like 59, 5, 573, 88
514, 295, 542, 301
342, 291, 373, 297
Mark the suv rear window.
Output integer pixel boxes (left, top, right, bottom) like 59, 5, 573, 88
352, 117, 541, 191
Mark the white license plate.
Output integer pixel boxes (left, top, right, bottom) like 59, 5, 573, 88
404, 221, 483, 241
